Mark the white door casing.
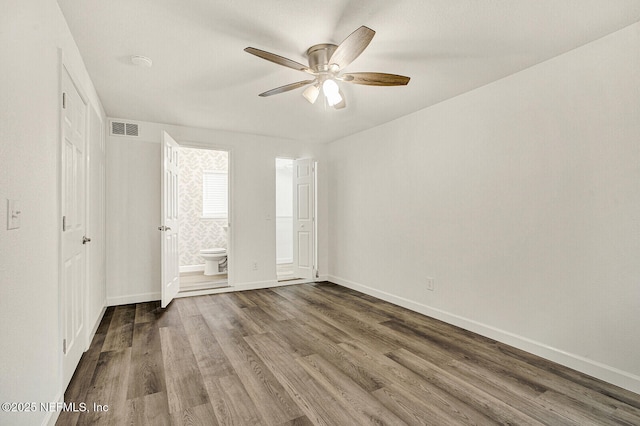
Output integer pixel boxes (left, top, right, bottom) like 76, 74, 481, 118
61, 66, 87, 389
292, 158, 315, 280
161, 131, 180, 308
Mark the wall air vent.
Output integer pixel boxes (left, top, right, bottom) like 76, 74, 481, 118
110, 121, 139, 137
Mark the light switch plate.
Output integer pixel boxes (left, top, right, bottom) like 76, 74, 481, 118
7, 199, 21, 230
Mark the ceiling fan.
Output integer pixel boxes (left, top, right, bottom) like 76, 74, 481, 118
244, 26, 410, 109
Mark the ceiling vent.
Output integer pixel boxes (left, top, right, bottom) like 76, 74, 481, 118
110, 121, 139, 137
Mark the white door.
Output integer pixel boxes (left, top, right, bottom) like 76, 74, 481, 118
292, 158, 315, 279
85, 105, 106, 343
61, 67, 87, 388
161, 131, 180, 308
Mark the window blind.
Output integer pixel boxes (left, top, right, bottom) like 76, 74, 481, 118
202, 171, 228, 219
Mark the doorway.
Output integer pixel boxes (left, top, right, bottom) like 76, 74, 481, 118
276, 158, 297, 281
276, 157, 316, 282
177, 146, 230, 292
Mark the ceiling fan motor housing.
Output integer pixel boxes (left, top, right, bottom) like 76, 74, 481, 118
307, 44, 338, 72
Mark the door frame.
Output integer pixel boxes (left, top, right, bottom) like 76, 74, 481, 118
276, 156, 318, 282
173, 141, 235, 290
57, 52, 90, 391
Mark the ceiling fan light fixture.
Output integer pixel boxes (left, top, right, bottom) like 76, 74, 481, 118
322, 79, 342, 106
302, 84, 320, 104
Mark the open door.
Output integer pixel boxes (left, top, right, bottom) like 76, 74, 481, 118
160, 131, 180, 308
292, 158, 315, 280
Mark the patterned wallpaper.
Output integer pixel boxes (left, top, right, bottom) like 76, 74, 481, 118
179, 147, 228, 267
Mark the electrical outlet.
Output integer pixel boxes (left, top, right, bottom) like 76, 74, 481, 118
252, 262, 258, 271
426, 277, 435, 291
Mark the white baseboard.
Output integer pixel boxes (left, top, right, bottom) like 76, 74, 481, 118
328, 275, 640, 395
180, 264, 204, 273
276, 258, 293, 265
107, 292, 160, 306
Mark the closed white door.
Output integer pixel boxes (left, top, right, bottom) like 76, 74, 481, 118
61, 67, 87, 389
161, 131, 180, 308
292, 158, 315, 279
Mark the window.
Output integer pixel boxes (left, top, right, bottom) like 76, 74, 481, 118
202, 171, 228, 219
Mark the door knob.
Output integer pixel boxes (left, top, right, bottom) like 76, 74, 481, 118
82, 236, 91, 244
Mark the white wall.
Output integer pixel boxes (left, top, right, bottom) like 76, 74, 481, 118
106, 121, 328, 304
0, 1, 105, 425
328, 22, 640, 393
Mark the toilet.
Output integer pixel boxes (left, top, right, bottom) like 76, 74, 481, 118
200, 248, 227, 276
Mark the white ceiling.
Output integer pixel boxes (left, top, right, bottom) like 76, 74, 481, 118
58, 0, 640, 143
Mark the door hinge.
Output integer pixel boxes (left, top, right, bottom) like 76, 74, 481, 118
63, 339, 66, 354
62, 215, 66, 232
62, 92, 66, 109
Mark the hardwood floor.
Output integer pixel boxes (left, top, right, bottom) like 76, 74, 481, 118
58, 282, 640, 425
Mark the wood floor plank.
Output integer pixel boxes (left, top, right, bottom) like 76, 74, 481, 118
296, 353, 407, 425
291, 283, 391, 324
127, 321, 165, 399
58, 332, 107, 426
242, 291, 294, 321
372, 384, 459, 426
337, 340, 503, 425
274, 286, 401, 353
134, 301, 160, 324
101, 305, 135, 351
278, 415, 315, 426
244, 332, 363, 426
387, 348, 544, 425
159, 326, 210, 414
95, 306, 115, 335
181, 314, 236, 380
59, 283, 640, 426
270, 319, 384, 392
207, 375, 263, 426
216, 293, 265, 335
214, 327, 304, 424
228, 291, 258, 308
387, 315, 640, 424
170, 401, 219, 426
77, 348, 132, 426
232, 358, 305, 425
125, 391, 171, 426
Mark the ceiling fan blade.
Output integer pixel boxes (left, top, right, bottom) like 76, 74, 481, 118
341, 72, 410, 86
258, 80, 315, 97
329, 26, 375, 70
244, 47, 315, 74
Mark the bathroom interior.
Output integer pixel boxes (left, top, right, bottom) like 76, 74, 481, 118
179, 146, 229, 291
